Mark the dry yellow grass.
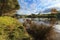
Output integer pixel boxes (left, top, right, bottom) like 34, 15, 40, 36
24, 22, 56, 40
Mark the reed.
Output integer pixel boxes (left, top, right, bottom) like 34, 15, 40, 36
26, 23, 56, 40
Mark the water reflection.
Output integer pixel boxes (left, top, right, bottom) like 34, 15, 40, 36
18, 18, 60, 33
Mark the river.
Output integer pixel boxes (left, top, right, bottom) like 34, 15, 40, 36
18, 18, 60, 33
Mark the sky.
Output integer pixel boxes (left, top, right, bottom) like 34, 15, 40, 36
17, 0, 60, 15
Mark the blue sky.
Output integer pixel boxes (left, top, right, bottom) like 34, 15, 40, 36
17, 0, 60, 15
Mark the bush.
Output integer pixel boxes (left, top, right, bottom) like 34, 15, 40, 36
0, 16, 30, 40
27, 24, 56, 40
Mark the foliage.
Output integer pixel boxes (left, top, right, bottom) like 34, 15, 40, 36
56, 13, 60, 20
27, 24, 56, 40
26, 14, 57, 18
0, 16, 30, 40
0, 0, 20, 15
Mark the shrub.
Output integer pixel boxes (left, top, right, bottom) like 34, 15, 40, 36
0, 16, 30, 40
27, 24, 56, 40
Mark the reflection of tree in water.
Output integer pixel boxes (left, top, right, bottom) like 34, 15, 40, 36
50, 8, 58, 25
50, 18, 57, 25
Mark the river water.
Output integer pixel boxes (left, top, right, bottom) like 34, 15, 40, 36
18, 18, 60, 33
18, 18, 60, 40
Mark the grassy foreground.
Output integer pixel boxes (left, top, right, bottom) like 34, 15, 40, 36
26, 23, 56, 40
0, 16, 30, 40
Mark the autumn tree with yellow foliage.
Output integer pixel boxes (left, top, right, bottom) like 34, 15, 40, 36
0, 0, 31, 40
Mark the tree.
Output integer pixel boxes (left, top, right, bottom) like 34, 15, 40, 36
0, 1, 31, 40
56, 13, 60, 20
31, 14, 36, 18
51, 8, 58, 14
0, 0, 20, 16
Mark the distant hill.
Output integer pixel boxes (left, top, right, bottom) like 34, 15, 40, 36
43, 8, 51, 13
42, 7, 60, 13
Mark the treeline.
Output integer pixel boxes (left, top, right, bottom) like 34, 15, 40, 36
26, 14, 56, 18
15, 13, 60, 19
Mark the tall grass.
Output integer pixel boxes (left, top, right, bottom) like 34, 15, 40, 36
26, 23, 56, 40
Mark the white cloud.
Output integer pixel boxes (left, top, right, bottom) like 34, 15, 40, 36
30, 3, 37, 10
18, 0, 60, 15
37, 0, 60, 11
17, 9, 32, 15
48, 3, 60, 8
42, 2, 60, 11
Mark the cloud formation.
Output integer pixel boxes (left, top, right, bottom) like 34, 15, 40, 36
18, 0, 60, 15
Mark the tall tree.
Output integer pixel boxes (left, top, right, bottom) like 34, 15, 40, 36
0, 0, 20, 16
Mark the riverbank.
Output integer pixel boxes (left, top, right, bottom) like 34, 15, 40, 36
18, 18, 60, 40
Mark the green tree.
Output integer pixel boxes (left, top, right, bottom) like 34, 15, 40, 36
56, 13, 60, 20
31, 14, 36, 18
0, 0, 20, 16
